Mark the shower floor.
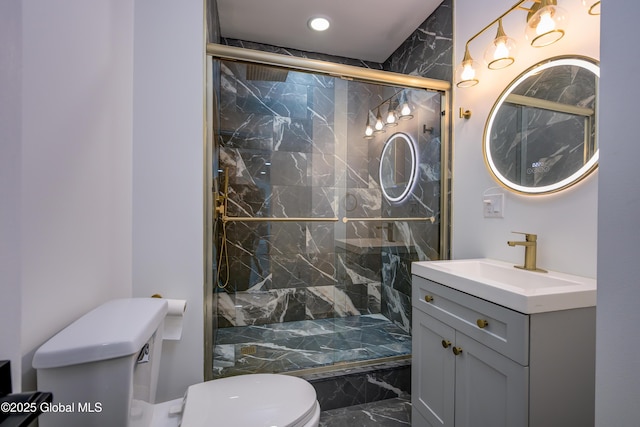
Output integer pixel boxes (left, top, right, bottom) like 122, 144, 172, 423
212, 314, 411, 378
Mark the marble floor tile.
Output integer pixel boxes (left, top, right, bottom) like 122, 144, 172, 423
213, 314, 411, 378
319, 397, 411, 427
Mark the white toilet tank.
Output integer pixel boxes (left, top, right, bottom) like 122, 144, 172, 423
33, 298, 169, 427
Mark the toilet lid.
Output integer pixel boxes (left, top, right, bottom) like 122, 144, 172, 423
180, 374, 318, 427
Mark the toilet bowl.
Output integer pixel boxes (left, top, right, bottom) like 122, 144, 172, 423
181, 374, 320, 427
32, 298, 320, 427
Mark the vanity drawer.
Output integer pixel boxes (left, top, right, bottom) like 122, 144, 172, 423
412, 275, 529, 365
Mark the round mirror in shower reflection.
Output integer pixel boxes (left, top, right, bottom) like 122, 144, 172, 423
379, 132, 418, 203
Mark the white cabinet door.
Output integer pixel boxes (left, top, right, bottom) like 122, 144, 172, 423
453, 333, 529, 427
412, 309, 455, 427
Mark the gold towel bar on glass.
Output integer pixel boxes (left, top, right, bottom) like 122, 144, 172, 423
221, 216, 434, 223
342, 216, 435, 223
222, 215, 339, 223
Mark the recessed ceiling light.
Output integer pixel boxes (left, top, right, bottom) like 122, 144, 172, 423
308, 17, 330, 32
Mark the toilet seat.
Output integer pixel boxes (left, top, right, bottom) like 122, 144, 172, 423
180, 374, 320, 427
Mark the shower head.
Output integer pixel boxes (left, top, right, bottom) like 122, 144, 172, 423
246, 64, 289, 82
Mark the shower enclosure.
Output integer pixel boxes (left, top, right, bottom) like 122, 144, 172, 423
205, 45, 450, 379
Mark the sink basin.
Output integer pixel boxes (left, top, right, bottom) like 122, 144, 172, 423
412, 258, 596, 313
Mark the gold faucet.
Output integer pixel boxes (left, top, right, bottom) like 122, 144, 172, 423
507, 232, 547, 273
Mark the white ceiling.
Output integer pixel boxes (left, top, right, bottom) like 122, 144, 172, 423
217, 0, 444, 63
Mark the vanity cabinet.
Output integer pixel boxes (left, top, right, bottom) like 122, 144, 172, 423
411, 275, 595, 427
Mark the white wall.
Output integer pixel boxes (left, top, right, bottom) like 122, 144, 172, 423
1, 0, 205, 402
15, 0, 135, 390
595, 1, 640, 424
453, 0, 600, 277
0, 0, 23, 391
132, 0, 205, 402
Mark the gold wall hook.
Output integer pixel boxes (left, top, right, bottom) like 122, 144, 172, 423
459, 108, 472, 119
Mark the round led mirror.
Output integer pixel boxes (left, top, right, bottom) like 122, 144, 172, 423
484, 56, 599, 195
379, 132, 418, 202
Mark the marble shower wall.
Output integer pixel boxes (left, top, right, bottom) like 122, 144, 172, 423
346, 82, 443, 333
212, 0, 452, 336
384, 0, 453, 81
215, 60, 442, 333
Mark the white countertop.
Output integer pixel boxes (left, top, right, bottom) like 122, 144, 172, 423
412, 258, 596, 314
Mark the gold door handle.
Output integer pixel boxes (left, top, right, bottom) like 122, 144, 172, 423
424, 295, 434, 303
452, 347, 463, 356
441, 339, 452, 348
476, 319, 489, 329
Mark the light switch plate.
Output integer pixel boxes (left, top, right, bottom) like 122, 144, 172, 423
483, 194, 504, 218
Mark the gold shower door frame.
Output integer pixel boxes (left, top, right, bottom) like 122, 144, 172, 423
203, 43, 451, 380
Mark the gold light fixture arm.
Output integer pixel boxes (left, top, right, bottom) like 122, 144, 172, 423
456, 0, 578, 87
464, 0, 539, 49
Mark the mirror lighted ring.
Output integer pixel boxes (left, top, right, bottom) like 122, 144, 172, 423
379, 132, 418, 202
484, 57, 599, 194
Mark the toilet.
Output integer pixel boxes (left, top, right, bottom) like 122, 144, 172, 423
32, 298, 321, 427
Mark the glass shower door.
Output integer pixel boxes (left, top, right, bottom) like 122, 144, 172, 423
210, 58, 446, 378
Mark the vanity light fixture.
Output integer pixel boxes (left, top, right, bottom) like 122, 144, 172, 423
363, 90, 416, 138
308, 17, 330, 32
456, 0, 570, 88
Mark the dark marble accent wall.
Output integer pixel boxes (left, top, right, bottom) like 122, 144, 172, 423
221, 38, 384, 70
211, 0, 453, 347
215, 60, 442, 334
305, 360, 411, 411
216, 62, 343, 328
206, 0, 220, 44
384, 0, 453, 81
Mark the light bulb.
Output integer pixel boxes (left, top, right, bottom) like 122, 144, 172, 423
456, 57, 480, 88
386, 110, 398, 126
374, 108, 385, 132
525, 3, 568, 47
364, 113, 374, 139
483, 19, 517, 70
397, 91, 413, 119
400, 103, 411, 116
461, 63, 476, 81
364, 125, 374, 138
493, 40, 509, 60
536, 11, 555, 35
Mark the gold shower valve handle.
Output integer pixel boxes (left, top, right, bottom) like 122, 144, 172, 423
441, 339, 452, 349
452, 347, 463, 356
424, 295, 434, 303
476, 319, 489, 329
